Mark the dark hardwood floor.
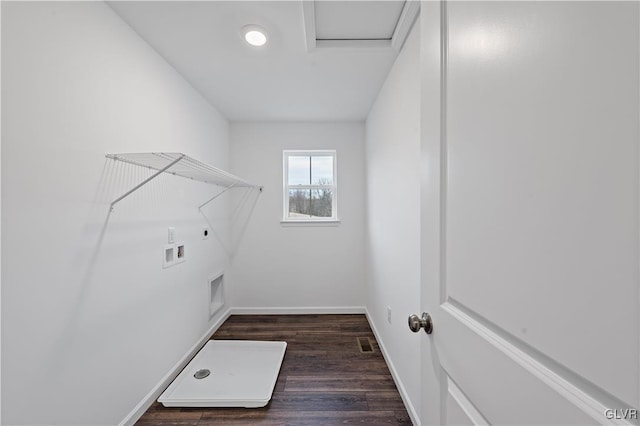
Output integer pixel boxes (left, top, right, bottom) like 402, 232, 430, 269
136, 314, 412, 425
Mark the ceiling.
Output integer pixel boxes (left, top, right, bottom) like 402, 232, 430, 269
107, 1, 417, 122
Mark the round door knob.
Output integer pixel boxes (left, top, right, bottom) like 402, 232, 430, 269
408, 312, 433, 334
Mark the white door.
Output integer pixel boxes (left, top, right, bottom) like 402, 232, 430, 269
418, 1, 639, 424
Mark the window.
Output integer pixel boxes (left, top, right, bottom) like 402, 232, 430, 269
283, 150, 337, 222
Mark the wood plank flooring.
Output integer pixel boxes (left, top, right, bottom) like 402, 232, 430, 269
136, 314, 412, 425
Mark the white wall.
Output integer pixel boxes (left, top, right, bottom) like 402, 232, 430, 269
2, 2, 232, 424
228, 122, 366, 311
365, 22, 421, 422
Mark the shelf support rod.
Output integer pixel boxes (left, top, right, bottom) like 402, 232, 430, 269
110, 154, 186, 211
198, 183, 237, 210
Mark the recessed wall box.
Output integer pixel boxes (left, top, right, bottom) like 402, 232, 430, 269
209, 273, 225, 319
176, 243, 185, 263
163, 245, 175, 268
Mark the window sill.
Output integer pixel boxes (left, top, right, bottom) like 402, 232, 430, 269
280, 219, 341, 227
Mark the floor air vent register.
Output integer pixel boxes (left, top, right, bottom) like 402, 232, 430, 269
357, 336, 374, 353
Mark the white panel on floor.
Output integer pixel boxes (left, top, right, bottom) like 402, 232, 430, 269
158, 340, 287, 408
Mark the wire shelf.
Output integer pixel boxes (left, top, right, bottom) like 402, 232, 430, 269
106, 152, 262, 210
106, 152, 258, 188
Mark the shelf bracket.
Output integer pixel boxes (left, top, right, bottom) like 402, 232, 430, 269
198, 183, 237, 210
109, 154, 186, 211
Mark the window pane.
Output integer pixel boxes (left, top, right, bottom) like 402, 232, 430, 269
288, 189, 333, 218
288, 156, 310, 185
288, 189, 310, 217
310, 188, 333, 217
284, 151, 336, 220
311, 156, 333, 185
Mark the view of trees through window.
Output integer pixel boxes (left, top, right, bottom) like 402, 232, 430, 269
286, 153, 335, 219
289, 180, 333, 218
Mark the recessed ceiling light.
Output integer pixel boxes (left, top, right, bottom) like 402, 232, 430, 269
242, 25, 268, 47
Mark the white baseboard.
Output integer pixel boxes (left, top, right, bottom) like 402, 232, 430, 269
119, 307, 232, 426
365, 308, 421, 426
231, 306, 366, 315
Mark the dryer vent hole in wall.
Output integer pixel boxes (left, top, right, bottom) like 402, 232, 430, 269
357, 337, 374, 353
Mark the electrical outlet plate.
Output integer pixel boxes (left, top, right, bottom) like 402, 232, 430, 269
387, 306, 392, 324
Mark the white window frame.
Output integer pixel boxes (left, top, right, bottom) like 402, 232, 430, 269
282, 150, 338, 223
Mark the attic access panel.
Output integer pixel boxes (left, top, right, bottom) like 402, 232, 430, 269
314, 0, 405, 40
303, 0, 419, 51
